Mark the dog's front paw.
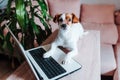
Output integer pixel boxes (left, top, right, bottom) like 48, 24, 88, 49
43, 52, 51, 58
62, 57, 71, 65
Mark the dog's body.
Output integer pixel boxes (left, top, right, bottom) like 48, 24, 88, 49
43, 13, 88, 64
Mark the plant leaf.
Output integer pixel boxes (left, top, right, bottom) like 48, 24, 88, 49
34, 13, 52, 36
36, 0, 48, 19
36, 0, 47, 11
7, 0, 12, 15
4, 32, 14, 53
15, 0, 26, 32
0, 27, 4, 40
29, 19, 40, 34
2, 41, 7, 49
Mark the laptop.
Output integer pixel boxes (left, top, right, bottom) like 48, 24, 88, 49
6, 24, 82, 80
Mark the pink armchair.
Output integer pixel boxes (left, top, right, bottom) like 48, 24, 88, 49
80, 4, 119, 79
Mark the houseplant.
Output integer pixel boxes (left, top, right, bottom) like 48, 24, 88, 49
0, 0, 52, 67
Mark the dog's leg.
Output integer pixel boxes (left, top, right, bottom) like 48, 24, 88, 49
62, 45, 78, 64
43, 38, 62, 58
43, 42, 58, 58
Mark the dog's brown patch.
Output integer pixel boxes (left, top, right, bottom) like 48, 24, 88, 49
72, 13, 79, 23
53, 14, 62, 23
66, 14, 72, 21
66, 13, 72, 25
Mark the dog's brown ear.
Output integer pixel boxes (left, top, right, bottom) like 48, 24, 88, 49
53, 14, 61, 23
72, 13, 79, 23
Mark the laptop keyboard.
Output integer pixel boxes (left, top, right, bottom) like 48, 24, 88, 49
29, 48, 66, 79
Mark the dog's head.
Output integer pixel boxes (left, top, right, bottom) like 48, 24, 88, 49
53, 13, 79, 30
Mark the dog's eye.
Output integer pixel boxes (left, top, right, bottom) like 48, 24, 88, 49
68, 19, 71, 21
59, 18, 63, 22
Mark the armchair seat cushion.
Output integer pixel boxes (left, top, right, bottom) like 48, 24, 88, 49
101, 44, 116, 75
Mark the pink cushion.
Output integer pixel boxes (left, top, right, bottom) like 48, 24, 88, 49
81, 4, 115, 24
82, 22, 118, 44
47, 0, 80, 18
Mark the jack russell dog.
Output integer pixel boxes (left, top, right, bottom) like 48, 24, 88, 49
43, 13, 88, 64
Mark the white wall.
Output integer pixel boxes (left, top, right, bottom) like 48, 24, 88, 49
81, 0, 120, 10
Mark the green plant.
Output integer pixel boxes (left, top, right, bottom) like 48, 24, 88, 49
0, 0, 52, 63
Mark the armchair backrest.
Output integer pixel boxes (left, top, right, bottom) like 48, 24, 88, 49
80, 4, 118, 44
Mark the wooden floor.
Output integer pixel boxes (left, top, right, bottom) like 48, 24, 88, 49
0, 54, 20, 79
0, 54, 113, 80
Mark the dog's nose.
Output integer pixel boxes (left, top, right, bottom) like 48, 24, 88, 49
61, 24, 66, 29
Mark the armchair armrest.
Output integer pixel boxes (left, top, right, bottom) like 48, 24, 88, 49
114, 42, 120, 80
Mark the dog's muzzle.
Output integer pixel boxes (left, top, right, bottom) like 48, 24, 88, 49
61, 24, 67, 29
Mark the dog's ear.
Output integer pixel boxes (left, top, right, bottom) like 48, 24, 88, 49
72, 13, 79, 23
53, 14, 61, 23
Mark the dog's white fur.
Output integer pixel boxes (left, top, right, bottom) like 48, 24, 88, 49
43, 13, 88, 64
